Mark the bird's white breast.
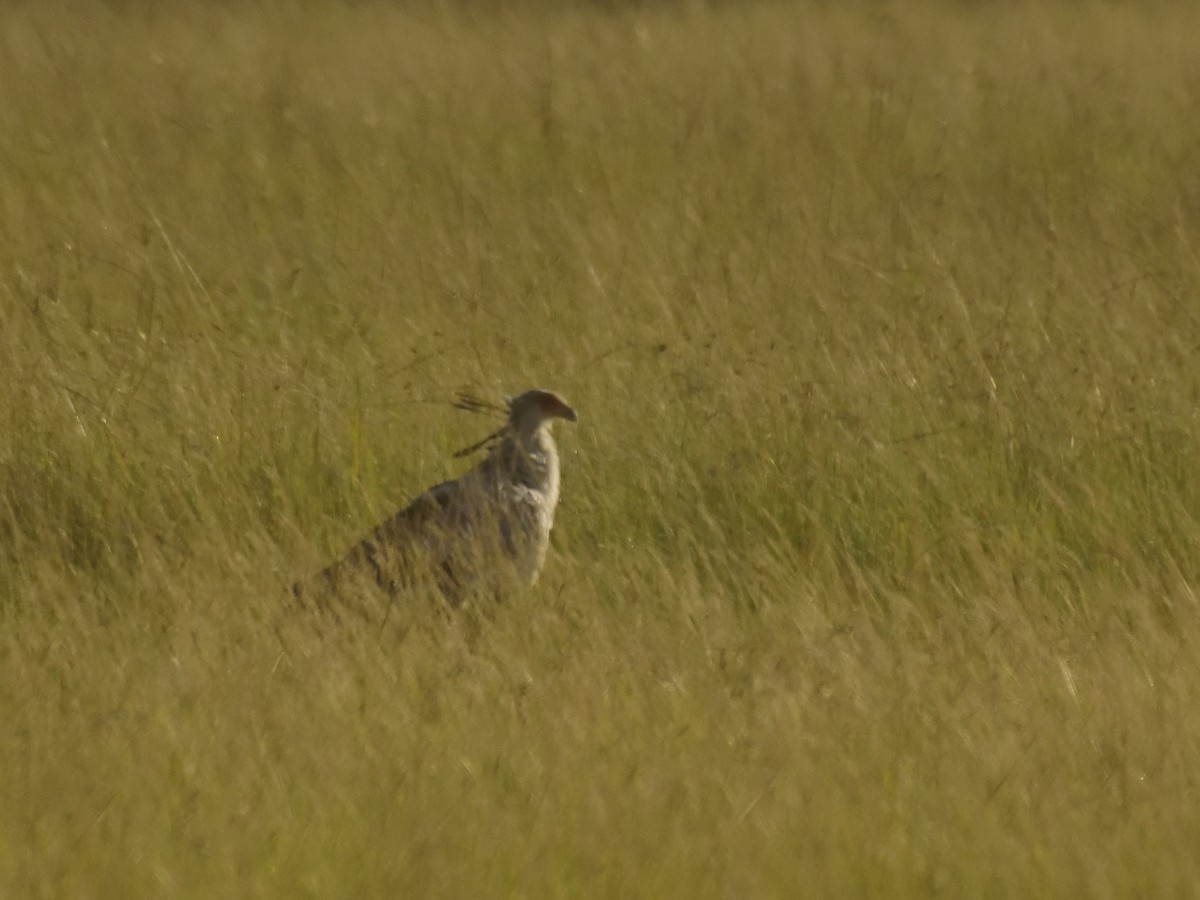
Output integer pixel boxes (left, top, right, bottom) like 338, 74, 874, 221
511, 429, 560, 583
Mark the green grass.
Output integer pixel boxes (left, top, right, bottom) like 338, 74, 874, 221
3, 1, 1200, 895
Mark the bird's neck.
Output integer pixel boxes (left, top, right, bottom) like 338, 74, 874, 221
506, 424, 560, 499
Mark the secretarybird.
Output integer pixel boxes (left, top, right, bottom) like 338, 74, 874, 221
295, 388, 577, 607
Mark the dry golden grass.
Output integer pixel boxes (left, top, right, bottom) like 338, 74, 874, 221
3, 1, 1200, 896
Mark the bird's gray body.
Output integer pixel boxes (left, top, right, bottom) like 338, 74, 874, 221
297, 389, 575, 606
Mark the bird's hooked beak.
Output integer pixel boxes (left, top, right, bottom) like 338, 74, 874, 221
532, 391, 577, 424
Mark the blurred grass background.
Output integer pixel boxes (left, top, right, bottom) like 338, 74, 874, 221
2, 1, 1200, 896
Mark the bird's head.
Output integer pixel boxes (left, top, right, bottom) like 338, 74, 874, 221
507, 389, 578, 434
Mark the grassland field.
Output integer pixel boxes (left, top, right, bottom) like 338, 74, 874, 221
2, 0, 1200, 896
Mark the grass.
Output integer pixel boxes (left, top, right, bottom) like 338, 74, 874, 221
2, 0, 1200, 895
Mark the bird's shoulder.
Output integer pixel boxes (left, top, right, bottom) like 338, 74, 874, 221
371, 477, 463, 543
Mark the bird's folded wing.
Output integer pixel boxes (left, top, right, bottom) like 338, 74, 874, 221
302, 478, 464, 598
370, 478, 463, 549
